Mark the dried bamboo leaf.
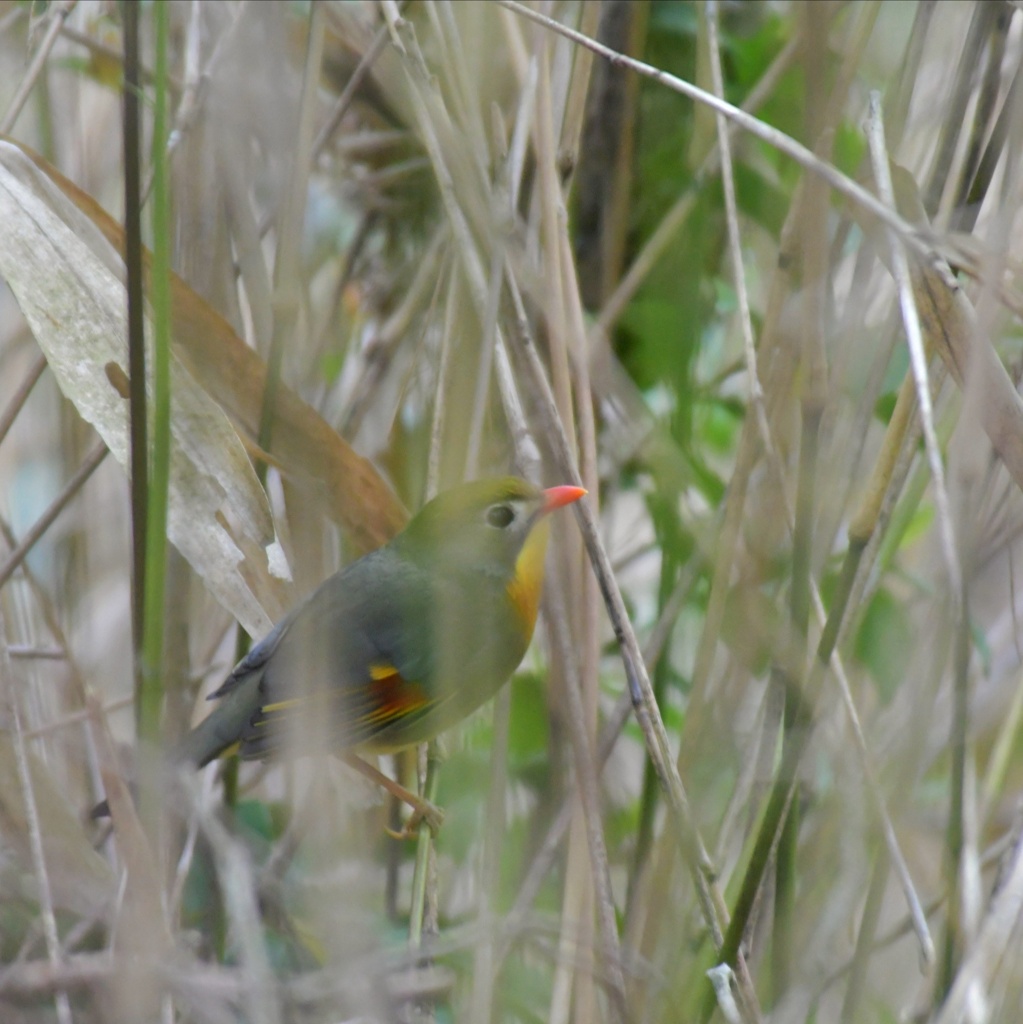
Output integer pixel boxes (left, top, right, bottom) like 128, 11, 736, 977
7, 140, 408, 554
0, 142, 286, 637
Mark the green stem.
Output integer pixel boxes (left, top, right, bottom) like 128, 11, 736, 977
408, 748, 442, 951
773, 409, 820, 996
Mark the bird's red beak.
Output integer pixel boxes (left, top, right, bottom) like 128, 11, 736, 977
541, 484, 587, 514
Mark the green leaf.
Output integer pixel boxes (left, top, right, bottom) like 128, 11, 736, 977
901, 502, 935, 549
834, 120, 867, 178
854, 587, 913, 704
508, 671, 551, 766
232, 798, 279, 844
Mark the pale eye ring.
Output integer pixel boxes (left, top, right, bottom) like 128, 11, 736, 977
486, 503, 515, 529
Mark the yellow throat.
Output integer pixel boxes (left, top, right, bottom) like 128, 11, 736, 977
506, 517, 551, 639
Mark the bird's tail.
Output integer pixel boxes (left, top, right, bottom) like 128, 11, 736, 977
173, 671, 262, 767
89, 671, 263, 818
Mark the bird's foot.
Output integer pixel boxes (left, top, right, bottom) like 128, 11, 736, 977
341, 753, 444, 837
384, 796, 445, 840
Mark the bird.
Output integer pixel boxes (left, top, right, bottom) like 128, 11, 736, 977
98, 477, 585, 827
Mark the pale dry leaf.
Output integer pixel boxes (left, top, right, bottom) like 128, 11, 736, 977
0, 141, 289, 637
5, 141, 407, 554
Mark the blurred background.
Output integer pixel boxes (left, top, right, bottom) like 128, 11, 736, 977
2, 1, 1023, 1022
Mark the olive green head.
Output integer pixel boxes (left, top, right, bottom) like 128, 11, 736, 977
395, 475, 585, 647
396, 478, 544, 576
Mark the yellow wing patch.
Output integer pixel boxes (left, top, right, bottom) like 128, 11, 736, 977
260, 696, 304, 715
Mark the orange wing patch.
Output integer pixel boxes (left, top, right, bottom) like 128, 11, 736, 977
244, 665, 435, 755
362, 664, 432, 727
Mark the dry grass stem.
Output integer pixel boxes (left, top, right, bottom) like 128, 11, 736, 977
866, 92, 964, 605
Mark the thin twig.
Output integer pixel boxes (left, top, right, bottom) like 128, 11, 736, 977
0, 442, 108, 591
504, 559, 699, 954
0, 0, 76, 134
0, 608, 73, 1024
24, 695, 133, 738
705, 0, 774, 497
312, 3, 401, 160
340, 226, 447, 437
931, 821, 1023, 1024
595, 23, 801, 334
497, 0, 938, 263
0, 353, 46, 449
57, 20, 181, 92
141, 0, 237, 204
505, 274, 726, 946
818, 591, 937, 968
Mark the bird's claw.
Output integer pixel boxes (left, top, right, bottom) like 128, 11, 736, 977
385, 798, 444, 840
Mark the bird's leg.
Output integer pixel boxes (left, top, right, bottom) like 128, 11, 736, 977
340, 753, 444, 836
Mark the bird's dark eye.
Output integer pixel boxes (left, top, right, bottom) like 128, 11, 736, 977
486, 503, 515, 528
